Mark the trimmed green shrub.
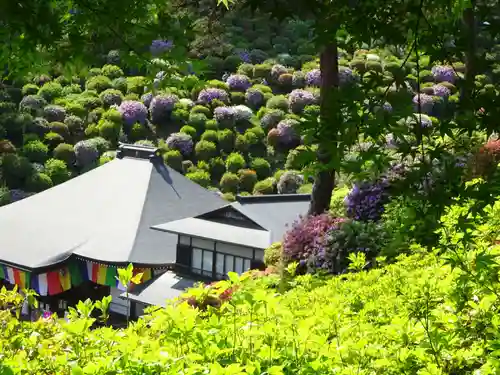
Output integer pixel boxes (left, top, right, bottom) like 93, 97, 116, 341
226, 152, 246, 173
186, 170, 211, 188
188, 113, 208, 133
22, 84, 39, 96
266, 95, 289, 111
48, 122, 70, 140
253, 177, 275, 195
217, 129, 235, 152
235, 134, 249, 153
219, 172, 239, 194
25, 172, 53, 192
200, 130, 218, 143
205, 119, 219, 131
101, 64, 124, 79
53, 143, 75, 165
98, 120, 121, 143
0, 154, 34, 189
38, 82, 63, 102
112, 77, 128, 93
44, 158, 70, 185
22, 140, 49, 163
250, 157, 271, 179
238, 168, 258, 192
126, 76, 147, 95
86, 75, 113, 93
163, 150, 183, 172
44, 132, 65, 149
191, 105, 212, 118
230, 92, 245, 105
195, 140, 217, 161
180, 125, 197, 139
209, 157, 226, 181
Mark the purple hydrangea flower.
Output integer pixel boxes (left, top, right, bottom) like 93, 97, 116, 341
166, 132, 193, 155
226, 74, 251, 92
198, 88, 229, 104
260, 110, 285, 129
141, 93, 154, 107
43, 105, 66, 123
288, 89, 316, 114
245, 88, 265, 107
238, 50, 251, 63
407, 113, 432, 128
339, 67, 357, 86
214, 106, 236, 127
232, 105, 253, 121
74, 139, 99, 167
9, 189, 33, 202
277, 171, 304, 194
345, 179, 391, 222
271, 64, 288, 80
19, 95, 47, 114
431, 65, 455, 83
432, 84, 451, 97
305, 69, 321, 86
150, 94, 178, 123
118, 100, 148, 126
276, 119, 299, 144
412, 93, 434, 114
150, 39, 174, 57
382, 102, 393, 112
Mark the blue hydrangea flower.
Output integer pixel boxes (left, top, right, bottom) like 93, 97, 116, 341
118, 100, 148, 126
412, 93, 434, 114
19, 95, 47, 114
245, 88, 265, 107
43, 105, 66, 123
74, 139, 99, 167
238, 50, 251, 63
150, 39, 174, 57
339, 67, 357, 86
432, 84, 451, 97
226, 74, 251, 92
166, 132, 193, 155
198, 88, 229, 104
306, 69, 321, 86
431, 65, 455, 83
141, 93, 154, 108
276, 119, 300, 144
288, 89, 316, 114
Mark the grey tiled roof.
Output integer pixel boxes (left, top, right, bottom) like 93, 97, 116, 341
0, 145, 227, 270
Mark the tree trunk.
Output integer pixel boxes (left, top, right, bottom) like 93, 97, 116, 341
308, 38, 339, 215
462, 2, 476, 103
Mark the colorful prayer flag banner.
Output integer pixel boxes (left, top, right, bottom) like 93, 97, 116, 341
59, 268, 71, 291
47, 271, 63, 295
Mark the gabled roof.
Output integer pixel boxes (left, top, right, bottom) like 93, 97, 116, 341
152, 193, 310, 249
0, 144, 227, 271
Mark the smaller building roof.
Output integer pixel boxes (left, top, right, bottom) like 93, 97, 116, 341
151, 193, 310, 250
152, 217, 271, 249
121, 271, 198, 307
